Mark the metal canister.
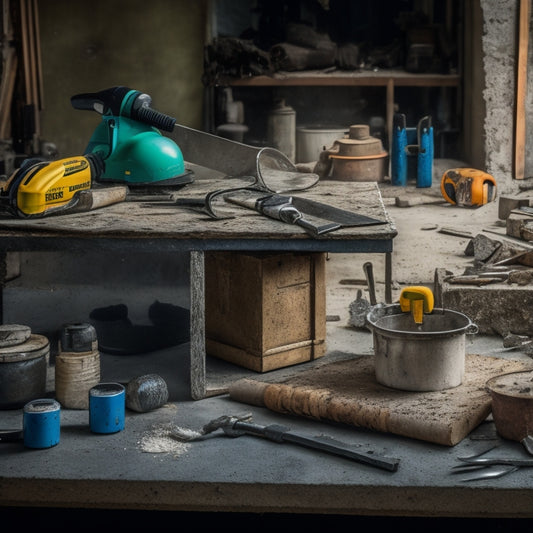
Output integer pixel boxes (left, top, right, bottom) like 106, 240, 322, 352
55, 323, 100, 410
23, 398, 61, 449
267, 98, 296, 162
0, 333, 49, 409
89, 382, 125, 434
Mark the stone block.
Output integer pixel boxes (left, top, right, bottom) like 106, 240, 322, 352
434, 268, 533, 336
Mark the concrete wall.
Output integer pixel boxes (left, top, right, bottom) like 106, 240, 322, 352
4, 0, 208, 338
38, 0, 208, 157
480, 0, 533, 193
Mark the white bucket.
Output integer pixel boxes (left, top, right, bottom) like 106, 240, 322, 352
296, 126, 347, 164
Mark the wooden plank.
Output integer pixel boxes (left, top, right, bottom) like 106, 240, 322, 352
190, 250, 206, 400
220, 70, 461, 88
514, 0, 530, 180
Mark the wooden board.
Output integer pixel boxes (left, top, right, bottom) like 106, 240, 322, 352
514, 0, 530, 180
228, 354, 533, 446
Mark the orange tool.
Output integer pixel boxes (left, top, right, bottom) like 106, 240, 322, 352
440, 168, 497, 207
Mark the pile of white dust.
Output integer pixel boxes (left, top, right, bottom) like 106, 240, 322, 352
138, 422, 196, 456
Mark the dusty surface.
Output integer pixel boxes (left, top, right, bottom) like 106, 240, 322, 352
487, 370, 533, 397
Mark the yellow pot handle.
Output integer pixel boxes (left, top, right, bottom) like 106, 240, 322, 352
400, 286, 434, 324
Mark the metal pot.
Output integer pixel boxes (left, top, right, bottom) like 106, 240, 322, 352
0, 334, 49, 409
326, 124, 388, 181
366, 304, 478, 392
486, 370, 533, 441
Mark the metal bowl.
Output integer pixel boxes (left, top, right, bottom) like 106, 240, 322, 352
486, 370, 533, 441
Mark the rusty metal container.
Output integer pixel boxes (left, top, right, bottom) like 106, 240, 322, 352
0, 334, 49, 409
486, 370, 533, 441
328, 124, 388, 182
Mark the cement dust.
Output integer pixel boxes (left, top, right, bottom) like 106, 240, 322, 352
138, 422, 193, 456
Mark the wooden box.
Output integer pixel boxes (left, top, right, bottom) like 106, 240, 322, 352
205, 251, 327, 372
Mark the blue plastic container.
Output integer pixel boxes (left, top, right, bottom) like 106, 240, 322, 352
89, 382, 125, 434
23, 398, 61, 449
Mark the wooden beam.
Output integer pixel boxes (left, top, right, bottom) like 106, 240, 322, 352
514, 0, 530, 180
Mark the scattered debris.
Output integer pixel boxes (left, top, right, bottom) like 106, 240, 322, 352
421, 223, 439, 231
498, 195, 530, 220
464, 233, 501, 260
348, 289, 371, 328
493, 250, 533, 267
438, 226, 474, 239
502, 333, 532, 348
444, 275, 506, 286
394, 195, 444, 208
339, 278, 366, 285
508, 270, 533, 285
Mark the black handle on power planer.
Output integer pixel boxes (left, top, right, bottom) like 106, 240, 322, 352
71, 86, 176, 132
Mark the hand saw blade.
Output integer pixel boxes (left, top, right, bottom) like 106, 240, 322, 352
168, 124, 261, 178
291, 196, 387, 227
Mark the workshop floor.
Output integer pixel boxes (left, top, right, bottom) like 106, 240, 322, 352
328, 177, 504, 317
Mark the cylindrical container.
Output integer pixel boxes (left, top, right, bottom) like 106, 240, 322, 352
329, 153, 388, 181
366, 304, 478, 392
296, 126, 347, 163
0, 334, 49, 409
89, 382, 125, 434
55, 351, 100, 409
486, 370, 533, 441
327, 125, 388, 182
267, 99, 296, 162
60, 323, 98, 353
23, 398, 60, 449
55, 323, 100, 410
